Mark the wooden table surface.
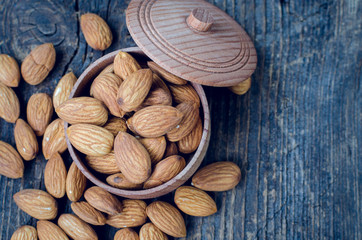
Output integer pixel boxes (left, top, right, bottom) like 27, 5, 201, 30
0, 0, 361, 239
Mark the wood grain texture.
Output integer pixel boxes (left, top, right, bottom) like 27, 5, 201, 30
0, 0, 361, 239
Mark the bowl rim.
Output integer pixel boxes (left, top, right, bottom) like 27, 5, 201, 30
65, 46, 211, 199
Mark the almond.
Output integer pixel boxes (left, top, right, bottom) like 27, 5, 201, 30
0, 54, 20, 87
10, 225, 37, 240
21, 43, 56, 85
117, 69, 153, 112
139, 87, 172, 108
85, 151, 120, 175
90, 73, 125, 117
42, 118, 67, 159
139, 223, 168, 240
114, 132, 151, 184
56, 97, 108, 126
113, 51, 141, 80
13, 189, 57, 220
58, 214, 98, 240
99, 63, 114, 75
26, 93, 53, 136
80, 13, 113, 51
146, 201, 186, 238
106, 199, 147, 228
37, 220, 69, 240
66, 162, 87, 202
44, 153, 67, 198
0, 82, 20, 123
169, 83, 200, 107
152, 73, 171, 94
166, 102, 199, 142
228, 77, 251, 95
14, 119, 38, 161
192, 161, 241, 191
106, 173, 142, 190
53, 72, 77, 109
174, 186, 217, 216
103, 117, 127, 136
177, 117, 202, 154
163, 142, 178, 158
127, 105, 183, 138
147, 61, 187, 85
71, 201, 106, 225
139, 136, 166, 164
114, 228, 139, 240
0, 140, 24, 178
84, 186, 123, 215
67, 124, 114, 156
143, 155, 186, 189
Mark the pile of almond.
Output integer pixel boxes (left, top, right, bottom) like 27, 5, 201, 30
0, 13, 246, 240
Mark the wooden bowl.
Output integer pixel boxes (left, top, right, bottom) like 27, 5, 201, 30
65, 47, 211, 199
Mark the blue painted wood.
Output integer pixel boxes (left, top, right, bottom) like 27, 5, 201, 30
0, 0, 361, 239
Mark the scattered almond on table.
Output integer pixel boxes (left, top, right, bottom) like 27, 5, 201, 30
0, 12, 246, 240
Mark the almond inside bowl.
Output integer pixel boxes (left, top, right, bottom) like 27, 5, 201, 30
65, 47, 211, 199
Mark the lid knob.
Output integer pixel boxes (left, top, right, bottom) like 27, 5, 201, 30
186, 8, 214, 32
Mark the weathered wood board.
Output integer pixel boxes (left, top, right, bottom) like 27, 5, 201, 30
0, 0, 361, 239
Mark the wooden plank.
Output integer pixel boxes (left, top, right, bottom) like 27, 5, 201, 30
0, 0, 361, 239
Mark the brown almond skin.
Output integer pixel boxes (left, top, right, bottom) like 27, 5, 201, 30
0, 54, 20, 87
0, 140, 24, 178
103, 117, 127, 136
177, 117, 203, 154
21, 43, 56, 85
163, 142, 178, 158
91, 73, 125, 117
71, 201, 106, 225
114, 228, 139, 240
114, 132, 151, 184
139, 136, 166, 165
13, 189, 57, 220
106, 199, 147, 228
42, 118, 67, 159
192, 161, 241, 191
56, 97, 108, 126
67, 124, 114, 157
127, 105, 183, 138
169, 83, 200, 107
44, 153, 66, 194
53, 72, 77, 109
167, 102, 199, 142
85, 151, 120, 174
58, 214, 98, 240
44, 153, 67, 198
141, 87, 172, 108
229, 77, 251, 95
147, 61, 187, 85
106, 173, 142, 190
139, 223, 168, 240
146, 201, 186, 238
0, 82, 20, 123
143, 155, 186, 189
10, 225, 37, 240
113, 51, 141, 80
80, 13, 112, 51
26, 93, 53, 136
14, 119, 39, 161
174, 186, 217, 216
66, 162, 87, 202
117, 69, 153, 112
84, 186, 123, 215
37, 220, 69, 240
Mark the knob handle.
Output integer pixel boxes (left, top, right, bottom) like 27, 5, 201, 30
187, 8, 214, 32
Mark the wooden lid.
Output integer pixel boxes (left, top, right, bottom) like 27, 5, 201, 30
126, 0, 257, 87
